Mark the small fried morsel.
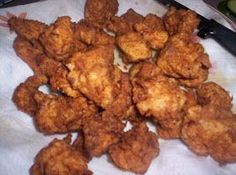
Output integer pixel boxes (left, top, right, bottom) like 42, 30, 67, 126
13, 36, 44, 73
82, 114, 125, 157
181, 105, 236, 164
106, 8, 144, 35
163, 7, 199, 35
8, 17, 47, 41
157, 33, 211, 87
196, 82, 232, 110
130, 62, 187, 138
67, 45, 118, 108
40, 16, 74, 61
74, 20, 115, 46
30, 136, 92, 175
12, 74, 48, 116
134, 14, 168, 49
84, 0, 118, 26
108, 122, 159, 174
116, 32, 152, 63
34, 93, 97, 134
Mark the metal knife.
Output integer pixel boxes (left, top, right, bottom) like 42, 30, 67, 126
157, 0, 236, 56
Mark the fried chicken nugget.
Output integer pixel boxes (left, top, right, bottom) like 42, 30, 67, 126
35, 55, 82, 98
163, 7, 200, 35
130, 62, 187, 138
106, 8, 144, 35
12, 74, 48, 116
40, 16, 74, 61
84, 0, 118, 26
108, 122, 159, 174
82, 114, 125, 157
116, 32, 152, 63
134, 14, 168, 49
8, 17, 47, 41
74, 20, 115, 46
181, 105, 236, 164
30, 136, 92, 175
196, 82, 232, 110
13, 36, 44, 73
66, 45, 116, 108
34, 92, 97, 134
157, 33, 211, 87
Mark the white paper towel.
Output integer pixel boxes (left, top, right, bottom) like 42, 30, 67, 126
0, 0, 236, 175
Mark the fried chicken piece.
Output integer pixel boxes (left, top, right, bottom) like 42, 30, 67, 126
34, 54, 82, 98
13, 36, 44, 73
74, 20, 114, 46
196, 82, 232, 110
116, 32, 152, 63
66, 45, 116, 108
12, 75, 48, 116
30, 136, 92, 175
34, 93, 97, 134
108, 122, 159, 174
84, 0, 118, 26
130, 63, 187, 138
8, 17, 47, 41
163, 7, 200, 35
134, 14, 168, 49
106, 8, 144, 35
40, 16, 74, 61
157, 33, 211, 87
82, 114, 125, 157
181, 105, 236, 164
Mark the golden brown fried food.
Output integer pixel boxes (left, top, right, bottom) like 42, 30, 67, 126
157, 33, 211, 87
163, 7, 199, 35
40, 16, 74, 61
66, 45, 117, 108
13, 36, 43, 73
82, 114, 125, 157
30, 136, 92, 175
74, 20, 115, 46
181, 105, 236, 164
134, 14, 168, 49
12, 75, 48, 116
196, 82, 232, 110
35, 55, 82, 98
8, 17, 47, 41
130, 62, 187, 138
34, 93, 97, 134
84, 0, 118, 26
106, 8, 144, 35
108, 122, 159, 174
116, 32, 152, 63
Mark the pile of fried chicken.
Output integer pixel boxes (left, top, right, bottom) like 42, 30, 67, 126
9, 0, 236, 174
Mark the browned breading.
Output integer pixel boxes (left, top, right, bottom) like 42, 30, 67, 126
74, 20, 115, 46
12, 75, 48, 116
163, 7, 199, 35
116, 32, 152, 63
181, 105, 236, 164
196, 82, 232, 110
105, 8, 144, 35
157, 33, 211, 87
34, 93, 97, 134
13, 36, 44, 73
30, 136, 93, 175
134, 14, 168, 49
84, 0, 118, 26
108, 122, 159, 174
82, 114, 125, 156
39, 16, 74, 61
8, 17, 47, 41
130, 62, 187, 139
